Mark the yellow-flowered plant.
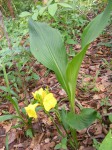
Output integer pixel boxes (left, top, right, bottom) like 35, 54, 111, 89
25, 88, 57, 119
25, 103, 39, 119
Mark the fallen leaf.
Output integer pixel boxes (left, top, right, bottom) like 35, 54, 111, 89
8, 129, 17, 144
3, 123, 12, 133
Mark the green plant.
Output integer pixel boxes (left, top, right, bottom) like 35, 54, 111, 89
99, 130, 112, 150
0, 46, 40, 100
93, 138, 100, 150
55, 137, 67, 150
19, 0, 89, 45
29, 0, 112, 149
100, 97, 110, 107
0, 64, 38, 138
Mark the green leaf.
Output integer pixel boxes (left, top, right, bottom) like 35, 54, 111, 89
32, 11, 38, 20
55, 143, 62, 149
60, 109, 69, 130
81, 0, 112, 49
66, 0, 112, 110
47, 0, 53, 5
6, 96, 20, 116
19, 11, 31, 17
0, 115, 17, 122
48, 4, 57, 16
58, 3, 72, 8
61, 137, 67, 149
0, 86, 18, 97
66, 46, 89, 109
109, 114, 112, 122
66, 108, 97, 130
39, 6, 47, 16
99, 130, 112, 150
54, 138, 67, 150
29, 19, 69, 95
26, 129, 33, 138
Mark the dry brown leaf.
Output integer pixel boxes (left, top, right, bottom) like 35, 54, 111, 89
95, 83, 105, 92
3, 123, 12, 133
8, 129, 17, 144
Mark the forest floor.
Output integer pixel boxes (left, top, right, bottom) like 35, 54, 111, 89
0, 33, 112, 150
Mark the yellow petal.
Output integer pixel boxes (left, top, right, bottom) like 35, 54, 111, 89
43, 93, 57, 112
25, 103, 39, 119
32, 88, 47, 100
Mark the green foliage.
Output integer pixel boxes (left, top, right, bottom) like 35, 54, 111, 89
99, 130, 112, 150
0, 0, 32, 17
109, 114, 112, 122
55, 137, 67, 150
29, 1, 112, 148
93, 139, 100, 150
26, 129, 33, 138
29, 20, 69, 96
29, 0, 112, 111
81, 2, 112, 48
0, 115, 17, 122
0, 47, 39, 100
66, 108, 97, 130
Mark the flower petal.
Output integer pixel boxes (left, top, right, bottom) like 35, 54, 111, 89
32, 88, 47, 100
43, 93, 57, 111
25, 103, 39, 119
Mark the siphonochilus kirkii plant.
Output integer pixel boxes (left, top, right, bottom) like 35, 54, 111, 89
29, 0, 112, 149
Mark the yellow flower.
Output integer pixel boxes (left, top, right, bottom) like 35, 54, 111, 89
32, 88, 47, 100
43, 93, 57, 112
25, 103, 39, 119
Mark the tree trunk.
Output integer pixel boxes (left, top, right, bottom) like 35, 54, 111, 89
6, 0, 15, 18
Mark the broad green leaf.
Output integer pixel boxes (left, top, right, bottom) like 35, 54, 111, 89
99, 130, 112, 150
19, 11, 31, 17
39, 6, 47, 16
58, 3, 72, 8
81, 0, 112, 48
29, 19, 69, 95
66, 108, 97, 130
48, 4, 57, 16
66, 0, 112, 109
0, 115, 17, 122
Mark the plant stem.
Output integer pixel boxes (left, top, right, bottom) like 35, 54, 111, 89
2, 63, 11, 97
46, 111, 64, 137
71, 128, 78, 149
